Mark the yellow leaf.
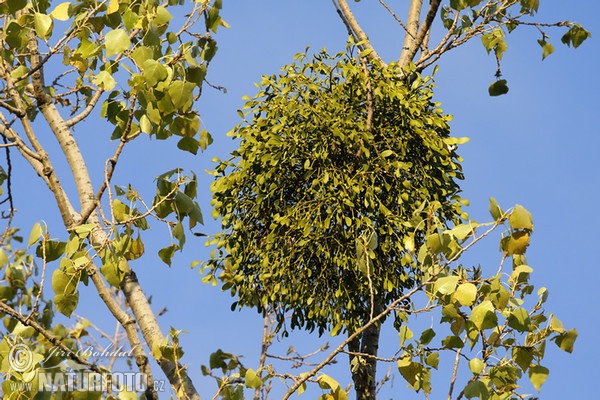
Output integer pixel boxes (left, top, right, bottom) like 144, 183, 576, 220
50, 2, 71, 21
107, 0, 119, 14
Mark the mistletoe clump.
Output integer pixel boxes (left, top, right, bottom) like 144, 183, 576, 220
206, 47, 468, 334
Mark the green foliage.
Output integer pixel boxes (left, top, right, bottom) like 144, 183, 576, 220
386, 202, 577, 397
0, 0, 221, 152
206, 46, 467, 334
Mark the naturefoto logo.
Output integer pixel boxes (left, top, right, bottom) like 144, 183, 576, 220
6, 342, 165, 393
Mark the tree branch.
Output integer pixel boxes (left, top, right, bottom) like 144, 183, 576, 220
334, 0, 386, 65
398, 0, 423, 67
65, 88, 104, 127
25, 31, 201, 400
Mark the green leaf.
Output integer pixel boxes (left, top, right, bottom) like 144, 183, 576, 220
36, 240, 66, 262
187, 65, 207, 87
52, 269, 77, 294
442, 335, 465, 349
561, 25, 591, 49
469, 358, 485, 375
513, 347, 534, 372
7, 0, 27, 13
397, 360, 431, 392
454, 282, 477, 306
450, 0, 468, 11
549, 316, 566, 333
507, 308, 531, 332
158, 244, 180, 266
28, 222, 43, 247
528, 365, 549, 391
199, 129, 213, 150
317, 374, 342, 391
34, 12, 54, 39
112, 199, 131, 222
519, 0, 539, 14
54, 292, 79, 317
488, 79, 509, 96
501, 231, 531, 255
155, 6, 173, 25
554, 328, 577, 353
102, 0, 117, 14
469, 300, 497, 330
489, 197, 504, 221
509, 264, 533, 284
177, 137, 199, 155
537, 39, 554, 60
425, 352, 439, 370
434, 276, 460, 296
101, 261, 126, 287
448, 222, 477, 240
419, 328, 436, 346
92, 70, 116, 91
143, 60, 168, 87
398, 325, 413, 347
105, 29, 130, 57
124, 234, 145, 260
509, 204, 533, 231
168, 80, 195, 111
131, 45, 154, 68
463, 380, 488, 399
202, 40, 218, 61
5, 21, 27, 49
245, 368, 262, 389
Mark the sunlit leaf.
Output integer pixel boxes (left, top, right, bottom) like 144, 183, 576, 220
554, 328, 577, 353
245, 368, 262, 389
105, 29, 130, 57
28, 222, 43, 247
50, 2, 71, 21
34, 13, 54, 39
469, 300, 497, 330
509, 205, 533, 231
537, 39, 554, 60
454, 282, 477, 306
528, 365, 549, 391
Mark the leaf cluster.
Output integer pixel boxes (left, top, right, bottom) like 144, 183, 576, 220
206, 47, 468, 334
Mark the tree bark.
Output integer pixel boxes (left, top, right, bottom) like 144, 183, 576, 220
348, 303, 383, 400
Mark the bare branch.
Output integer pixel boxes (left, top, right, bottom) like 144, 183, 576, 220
398, 0, 423, 67
65, 88, 104, 127
334, 0, 386, 65
378, 0, 409, 32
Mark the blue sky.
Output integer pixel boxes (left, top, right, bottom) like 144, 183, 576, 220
5, 1, 599, 398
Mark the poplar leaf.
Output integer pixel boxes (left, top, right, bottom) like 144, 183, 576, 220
34, 13, 54, 39
107, 0, 119, 14
92, 71, 116, 91
469, 358, 484, 374
454, 282, 477, 306
509, 204, 534, 230
28, 222, 43, 247
537, 39, 554, 60
469, 300, 497, 330
554, 328, 577, 353
489, 79, 509, 96
245, 368, 262, 389
528, 365, 549, 391
489, 197, 504, 221
50, 2, 71, 21
105, 29, 130, 57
